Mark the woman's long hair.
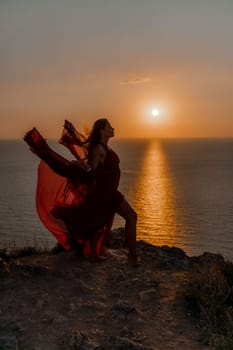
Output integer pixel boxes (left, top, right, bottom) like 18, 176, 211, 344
62, 118, 108, 160
87, 118, 108, 156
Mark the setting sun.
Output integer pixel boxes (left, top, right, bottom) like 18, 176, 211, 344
152, 108, 160, 117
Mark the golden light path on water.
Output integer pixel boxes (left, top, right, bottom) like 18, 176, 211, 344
132, 140, 182, 248
114, 139, 233, 258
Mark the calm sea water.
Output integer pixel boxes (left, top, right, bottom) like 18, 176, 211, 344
1, 138, 233, 259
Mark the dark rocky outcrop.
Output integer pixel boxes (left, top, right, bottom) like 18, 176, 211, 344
0, 229, 213, 349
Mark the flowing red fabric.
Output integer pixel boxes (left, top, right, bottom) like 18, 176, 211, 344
34, 139, 124, 255
36, 161, 83, 250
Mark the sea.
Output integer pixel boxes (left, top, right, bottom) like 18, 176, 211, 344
1, 138, 233, 259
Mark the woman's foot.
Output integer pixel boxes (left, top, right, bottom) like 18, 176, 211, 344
89, 253, 109, 262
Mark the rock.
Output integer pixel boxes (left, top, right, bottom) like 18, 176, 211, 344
111, 300, 135, 313
108, 266, 127, 281
0, 257, 10, 277
143, 278, 159, 289
12, 263, 48, 278
62, 329, 84, 348
0, 236, 213, 350
61, 330, 99, 350
0, 336, 19, 350
53, 314, 69, 324
160, 246, 187, 259
139, 289, 158, 302
110, 300, 137, 321
78, 279, 94, 292
190, 252, 224, 266
108, 227, 126, 248
36, 298, 48, 308
119, 278, 140, 287
104, 336, 151, 350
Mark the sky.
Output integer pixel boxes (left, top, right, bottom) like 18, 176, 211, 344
0, 0, 233, 139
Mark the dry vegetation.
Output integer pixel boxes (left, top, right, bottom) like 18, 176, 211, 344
185, 256, 233, 349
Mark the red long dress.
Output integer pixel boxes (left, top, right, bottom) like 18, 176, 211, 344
34, 141, 124, 255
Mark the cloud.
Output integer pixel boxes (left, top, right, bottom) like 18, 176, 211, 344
120, 76, 151, 85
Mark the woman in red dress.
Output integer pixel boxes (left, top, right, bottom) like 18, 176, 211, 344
24, 119, 137, 265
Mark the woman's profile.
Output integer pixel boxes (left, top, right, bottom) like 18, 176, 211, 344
23, 119, 138, 265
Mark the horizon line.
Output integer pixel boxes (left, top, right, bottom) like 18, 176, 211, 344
2, 136, 233, 141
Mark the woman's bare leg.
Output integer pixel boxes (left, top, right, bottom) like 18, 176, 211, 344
89, 234, 98, 261
117, 199, 138, 265
89, 231, 108, 262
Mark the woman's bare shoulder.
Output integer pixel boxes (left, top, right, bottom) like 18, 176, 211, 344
92, 143, 107, 155
89, 143, 107, 167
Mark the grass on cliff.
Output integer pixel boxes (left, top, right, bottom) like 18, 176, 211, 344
186, 258, 233, 349
0, 246, 45, 259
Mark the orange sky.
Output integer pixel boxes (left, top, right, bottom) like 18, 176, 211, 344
0, 1, 233, 139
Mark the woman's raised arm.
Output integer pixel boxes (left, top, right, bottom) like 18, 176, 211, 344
23, 128, 88, 180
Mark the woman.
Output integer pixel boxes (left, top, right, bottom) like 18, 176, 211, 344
23, 119, 138, 265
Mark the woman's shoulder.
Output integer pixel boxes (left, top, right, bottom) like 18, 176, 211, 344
93, 143, 108, 153
97, 143, 107, 149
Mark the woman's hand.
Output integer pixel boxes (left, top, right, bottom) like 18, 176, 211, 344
64, 120, 75, 133
23, 127, 46, 150
72, 159, 90, 170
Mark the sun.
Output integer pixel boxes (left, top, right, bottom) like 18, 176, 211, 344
151, 108, 160, 117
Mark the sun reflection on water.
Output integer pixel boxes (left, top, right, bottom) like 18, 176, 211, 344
133, 140, 180, 247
